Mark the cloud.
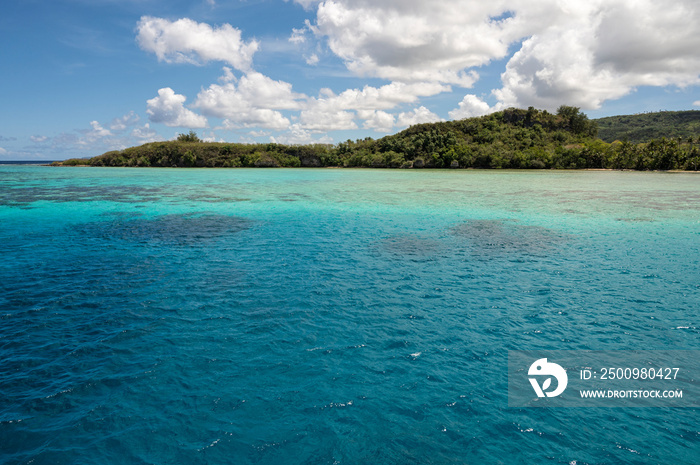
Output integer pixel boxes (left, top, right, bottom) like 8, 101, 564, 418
396, 106, 443, 128
593, 1, 700, 83
199, 131, 221, 142
271, 124, 334, 145
289, 27, 308, 45
197, 71, 304, 114
300, 0, 700, 112
248, 130, 270, 138
42, 115, 163, 156
296, 81, 449, 132
51, 132, 81, 150
360, 110, 395, 132
299, 108, 357, 132
85, 121, 112, 139
131, 123, 159, 142
289, 20, 324, 66
449, 94, 497, 120
136, 16, 258, 71
290, 0, 321, 10
217, 111, 290, 131
75, 121, 117, 148
132, 1, 700, 140
147, 87, 208, 128
311, 1, 515, 85
493, 1, 700, 110
312, 81, 449, 111
493, 4, 631, 110
219, 66, 236, 83
195, 71, 304, 129
694, 100, 700, 107
0, 136, 17, 142
191, 67, 452, 134
110, 111, 140, 131
0, 147, 7, 155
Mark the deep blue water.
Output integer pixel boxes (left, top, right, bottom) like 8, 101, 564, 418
1, 166, 699, 464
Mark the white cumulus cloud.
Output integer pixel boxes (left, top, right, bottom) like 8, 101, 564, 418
494, 1, 700, 110
449, 94, 497, 120
132, 1, 700, 139
312, 81, 449, 111
195, 71, 304, 130
196, 71, 304, 114
192, 69, 451, 133
360, 110, 395, 133
297, 81, 449, 132
299, 108, 358, 132
311, 1, 515, 85
217, 111, 291, 131
147, 87, 208, 128
301, 0, 700, 112
396, 106, 443, 128
136, 16, 259, 71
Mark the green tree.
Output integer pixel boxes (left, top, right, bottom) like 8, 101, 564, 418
177, 130, 202, 142
556, 105, 597, 137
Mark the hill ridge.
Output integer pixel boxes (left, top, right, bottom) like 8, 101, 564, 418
55, 107, 700, 171
595, 110, 700, 143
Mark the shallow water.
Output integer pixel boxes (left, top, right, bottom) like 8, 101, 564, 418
1, 166, 699, 464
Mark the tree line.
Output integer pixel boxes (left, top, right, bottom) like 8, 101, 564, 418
56, 107, 700, 170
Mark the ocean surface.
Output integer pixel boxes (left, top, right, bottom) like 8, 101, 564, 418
1, 166, 699, 464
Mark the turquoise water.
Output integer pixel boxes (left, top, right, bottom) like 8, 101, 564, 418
1, 166, 699, 464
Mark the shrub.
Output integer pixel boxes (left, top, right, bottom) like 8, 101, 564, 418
176, 131, 202, 143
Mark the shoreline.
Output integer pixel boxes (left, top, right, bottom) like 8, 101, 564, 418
44, 163, 700, 173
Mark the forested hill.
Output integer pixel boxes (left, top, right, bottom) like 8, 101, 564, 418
55, 106, 700, 170
595, 110, 700, 143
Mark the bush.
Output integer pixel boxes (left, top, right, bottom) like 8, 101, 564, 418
60, 158, 91, 166
176, 131, 202, 143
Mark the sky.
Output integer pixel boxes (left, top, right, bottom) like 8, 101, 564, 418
2, 0, 700, 160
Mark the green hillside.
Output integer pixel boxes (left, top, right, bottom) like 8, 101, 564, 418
55, 106, 700, 170
595, 110, 700, 143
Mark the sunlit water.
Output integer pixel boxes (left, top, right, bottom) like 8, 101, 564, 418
1, 166, 699, 464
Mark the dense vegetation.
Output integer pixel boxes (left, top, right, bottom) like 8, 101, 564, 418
596, 110, 700, 143
55, 106, 700, 170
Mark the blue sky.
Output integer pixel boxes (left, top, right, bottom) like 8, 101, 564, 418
2, 0, 700, 160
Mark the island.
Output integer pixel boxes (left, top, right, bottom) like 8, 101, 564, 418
53, 107, 700, 170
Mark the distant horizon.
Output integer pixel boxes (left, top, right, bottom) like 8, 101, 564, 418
2, 2, 700, 160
